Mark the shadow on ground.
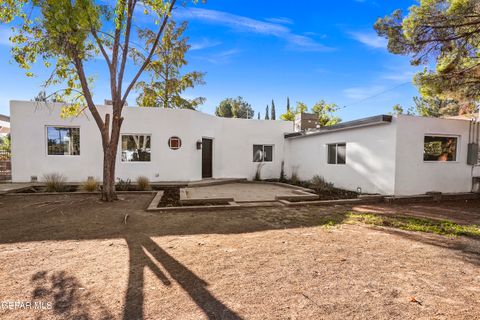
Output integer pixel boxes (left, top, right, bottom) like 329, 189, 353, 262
0, 194, 479, 319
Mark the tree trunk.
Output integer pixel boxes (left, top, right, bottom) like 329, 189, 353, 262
102, 146, 117, 201
101, 114, 122, 202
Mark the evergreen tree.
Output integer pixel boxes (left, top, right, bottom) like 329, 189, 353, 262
257, 112, 260, 120
265, 105, 270, 120
271, 99, 276, 120
286, 97, 290, 112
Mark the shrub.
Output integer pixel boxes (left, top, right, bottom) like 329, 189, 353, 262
254, 163, 265, 181
290, 167, 300, 185
82, 178, 99, 192
116, 178, 132, 191
136, 176, 151, 191
43, 173, 67, 192
279, 161, 286, 182
309, 175, 334, 194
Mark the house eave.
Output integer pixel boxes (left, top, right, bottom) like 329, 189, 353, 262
284, 114, 393, 139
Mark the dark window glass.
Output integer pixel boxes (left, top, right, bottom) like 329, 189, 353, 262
264, 145, 273, 162
121, 135, 151, 162
424, 136, 457, 161
47, 127, 80, 155
253, 145, 273, 162
337, 143, 346, 164
327, 144, 337, 164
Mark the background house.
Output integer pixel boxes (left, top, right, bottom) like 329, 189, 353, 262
0, 114, 10, 138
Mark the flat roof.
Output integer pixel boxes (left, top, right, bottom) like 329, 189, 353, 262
285, 114, 392, 139
0, 114, 9, 122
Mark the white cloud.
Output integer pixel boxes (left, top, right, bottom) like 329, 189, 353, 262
348, 31, 387, 49
264, 17, 294, 25
343, 85, 385, 100
382, 70, 416, 82
174, 8, 332, 52
197, 48, 241, 64
189, 38, 222, 51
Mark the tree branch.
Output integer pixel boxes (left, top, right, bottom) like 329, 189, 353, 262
121, 0, 177, 107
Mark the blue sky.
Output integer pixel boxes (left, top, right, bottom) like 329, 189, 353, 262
0, 0, 420, 120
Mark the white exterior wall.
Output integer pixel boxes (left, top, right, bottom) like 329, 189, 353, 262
394, 115, 480, 195
10, 101, 292, 183
284, 121, 397, 195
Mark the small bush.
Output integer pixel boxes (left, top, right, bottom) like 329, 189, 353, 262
44, 173, 67, 192
82, 178, 99, 192
290, 168, 299, 185
309, 175, 334, 194
279, 161, 286, 182
254, 163, 265, 181
116, 178, 132, 191
136, 176, 151, 191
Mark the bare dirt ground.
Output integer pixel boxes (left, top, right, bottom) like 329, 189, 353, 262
0, 194, 479, 320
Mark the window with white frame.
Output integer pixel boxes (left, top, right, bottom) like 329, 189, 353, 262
327, 143, 346, 164
424, 136, 457, 161
47, 126, 80, 155
121, 134, 151, 162
253, 145, 273, 162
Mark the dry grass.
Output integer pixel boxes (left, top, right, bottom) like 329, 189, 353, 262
43, 173, 67, 192
81, 178, 99, 192
0, 195, 479, 320
136, 176, 150, 191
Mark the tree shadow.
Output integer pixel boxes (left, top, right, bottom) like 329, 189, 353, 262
31, 270, 114, 320
123, 233, 242, 320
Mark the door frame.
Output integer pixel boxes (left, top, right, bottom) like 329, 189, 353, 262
201, 137, 214, 179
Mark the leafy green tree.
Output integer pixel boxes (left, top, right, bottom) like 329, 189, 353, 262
136, 21, 205, 109
280, 98, 295, 121
271, 99, 276, 120
1, 0, 200, 201
374, 0, 480, 112
265, 105, 270, 120
295, 102, 308, 114
311, 100, 341, 126
413, 96, 462, 117
0, 134, 11, 153
390, 104, 415, 116
215, 97, 254, 119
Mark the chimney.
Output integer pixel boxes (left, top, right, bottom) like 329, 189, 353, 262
104, 99, 127, 106
294, 113, 319, 132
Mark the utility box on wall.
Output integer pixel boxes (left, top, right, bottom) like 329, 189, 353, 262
467, 143, 479, 165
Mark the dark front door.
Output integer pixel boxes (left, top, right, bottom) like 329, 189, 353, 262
202, 138, 213, 178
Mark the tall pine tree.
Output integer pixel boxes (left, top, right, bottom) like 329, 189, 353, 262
265, 105, 270, 120
286, 97, 290, 112
271, 99, 276, 120
257, 112, 260, 119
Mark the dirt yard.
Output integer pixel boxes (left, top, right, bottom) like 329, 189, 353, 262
0, 194, 479, 320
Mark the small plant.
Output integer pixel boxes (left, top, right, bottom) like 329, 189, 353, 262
136, 176, 151, 191
116, 178, 132, 191
290, 166, 300, 185
309, 175, 335, 194
82, 177, 99, 192
279, 161, 286, 182
254, 163, 265, 181
43, 173, 67, 192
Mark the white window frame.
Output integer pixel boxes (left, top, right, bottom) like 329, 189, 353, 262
253, 144, 274, 163
45, 126, 81, 157
121, 134, 152, 163
327, 143, 346, 165
423, 134, 459, 163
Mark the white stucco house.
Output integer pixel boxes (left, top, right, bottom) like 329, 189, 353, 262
9, 100, 480, 196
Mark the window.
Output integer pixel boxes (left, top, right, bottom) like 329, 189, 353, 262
327, 143, 346, 164
168, 136, 182, 150
121, 134, 151, 162
424, 136, 457, 161
47, 127, 80, 155
253, 145, 273, 162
